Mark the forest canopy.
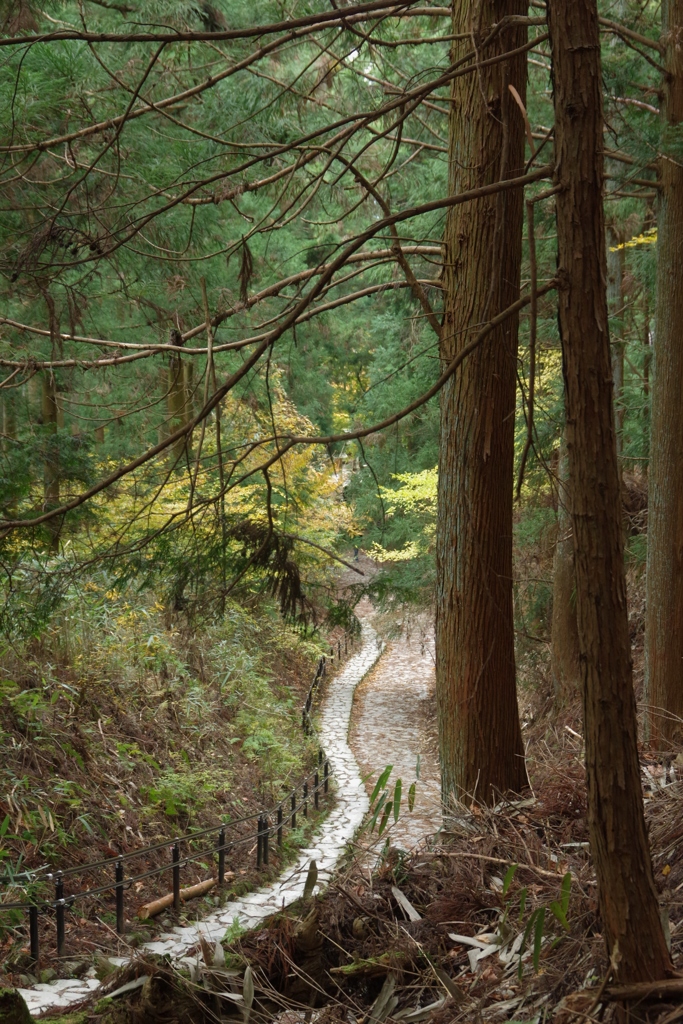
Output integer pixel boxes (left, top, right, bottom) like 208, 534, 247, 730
0, 0, 657, 626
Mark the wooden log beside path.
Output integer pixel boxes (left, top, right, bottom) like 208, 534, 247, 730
137, 874, 234, 920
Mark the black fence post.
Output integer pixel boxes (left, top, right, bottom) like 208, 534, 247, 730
291, 791, 297, 830
303, 782, 308, 818
218, 829, 225, 885
324, 759, 329, 793
29, 906, 39, 963
55, 873, 65, 958
263, 816, 269, 866
172, 842, 180, 912
115, 860, 124, 934
314, 770, 319, 810
277, 805, 283, 847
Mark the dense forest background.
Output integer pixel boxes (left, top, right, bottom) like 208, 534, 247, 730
0, 0, 656, 639
1, 0, 681, 1001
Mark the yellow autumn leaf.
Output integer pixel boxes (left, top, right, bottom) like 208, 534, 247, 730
610, 228, 657, 251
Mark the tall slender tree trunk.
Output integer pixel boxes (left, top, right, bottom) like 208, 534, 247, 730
550, 436, 580, 699
42, 373, 60, 553
158, 362, 169, 447
184, 361, 195, 422
27, 375, 41, 426
2, 391, 16, 450
645, 0, 683, 748
1, 392, 17, 516
168, 329, 188, 464
435, 0, 528, 805
183, 360, 195, 456
548, 0, 671, 982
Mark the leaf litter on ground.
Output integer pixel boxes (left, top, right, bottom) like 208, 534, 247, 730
21, 734, 683, 1024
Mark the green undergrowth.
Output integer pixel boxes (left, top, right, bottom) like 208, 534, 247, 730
3, 777, 334, 986
0, 575, 323, 897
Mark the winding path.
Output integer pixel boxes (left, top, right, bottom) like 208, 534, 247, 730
19, 610, 441, 1016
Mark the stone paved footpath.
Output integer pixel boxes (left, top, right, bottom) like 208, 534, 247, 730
350, 621, 442, 852
19, 619, 384, 1017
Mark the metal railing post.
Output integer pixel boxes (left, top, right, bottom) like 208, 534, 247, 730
55, 874, 65, 958
263, 816, 269, 866
314, 770, 319, 810
291, 791, 297, 830
324, 759, 329, 793
218, 829, 225, 885
277, 804, 283, 847
115, 860, 124, 934
172, 842, 180, 912
29, 906, 39, 963
303, 782, 308, 818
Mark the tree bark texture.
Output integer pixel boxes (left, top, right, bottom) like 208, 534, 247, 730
645, 0, 683, 748
550, 437, 580, 699
548, 0, 671, 981
435, 0, 528, 805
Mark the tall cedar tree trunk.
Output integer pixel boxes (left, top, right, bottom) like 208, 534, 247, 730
435, 0, 528, 804
550, 437, 580, 699
645, 0, 683, 748
548, 0, 671, 981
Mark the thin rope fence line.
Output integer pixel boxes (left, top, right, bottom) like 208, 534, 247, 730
16, 617, 385, 1017
0, 634, 356, 938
